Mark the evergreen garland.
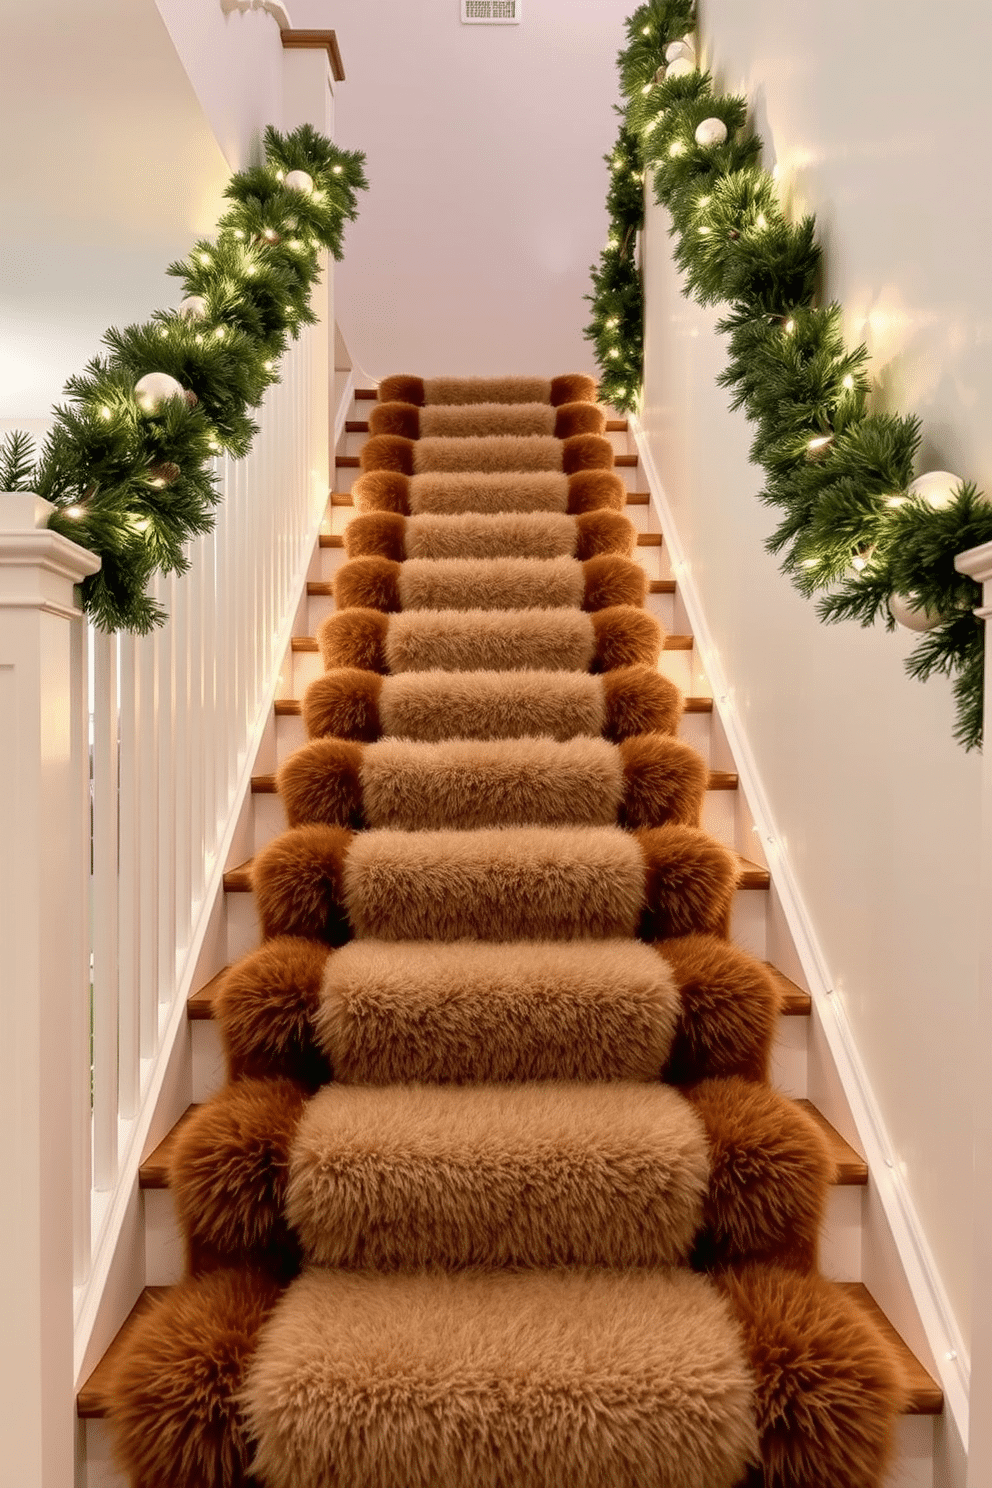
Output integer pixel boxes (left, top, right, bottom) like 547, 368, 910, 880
0, 124, 367, 633
586, 0, 992, 748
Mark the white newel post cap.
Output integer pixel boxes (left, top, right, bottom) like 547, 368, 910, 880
0, 493, 102, 613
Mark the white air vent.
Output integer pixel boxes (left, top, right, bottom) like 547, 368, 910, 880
461, 0, 520, 23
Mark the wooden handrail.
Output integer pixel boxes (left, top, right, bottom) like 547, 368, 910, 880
281, 28, 345, 81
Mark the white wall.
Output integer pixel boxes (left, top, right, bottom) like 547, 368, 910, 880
289, 0, 634, 379
641, 0, 992, 1353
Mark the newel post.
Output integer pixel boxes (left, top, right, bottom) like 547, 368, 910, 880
0, 495, 100, 1484
955, 540, 992, 1483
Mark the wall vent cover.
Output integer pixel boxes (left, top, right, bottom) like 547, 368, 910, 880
461, 0, 520, 23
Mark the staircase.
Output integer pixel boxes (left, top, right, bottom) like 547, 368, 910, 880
78, 376, 943, 1487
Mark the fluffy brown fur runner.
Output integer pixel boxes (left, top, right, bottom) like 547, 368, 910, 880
105, 376, 910, 1488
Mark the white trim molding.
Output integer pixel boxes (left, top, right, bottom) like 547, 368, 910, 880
632, 415, 972, 1449
220, 0, 293, 29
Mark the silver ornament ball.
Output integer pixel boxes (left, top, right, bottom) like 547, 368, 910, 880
665, 40, 695, 64
283, 169, 314, 194
907, 470, 961, 510
695, 117, 729, 147
888, 592, 942, 632
178, 295, 207, 321
665, 57, 696, 80
134, 372, 186, 415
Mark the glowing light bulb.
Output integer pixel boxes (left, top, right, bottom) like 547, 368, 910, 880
801, 559, 818, 569
669, 141, 686, 157
783, 318, 796, 334
262, 229, 279, 243
842, 374, 854, 390
698, 226, 711, 236
851, 554, 869, 571
608, 349, 620, 359
755, 213, 767, 229
643, 120, 658, 134
886, 495, 908, 508
234, 229, 245, 240
214, 327, 226, 339
288, 239, 303, 251
100, 406, 111, 420
195, 334, 204, 345
807, 434, 833, 452
641, 25, 650, 34
276, 170, 285, 181
264, 360, 275, 371
198, 252, 211, 265
245, 264, 257, 276
158, 328, 168, 338
332, 165, 344, 175
641, 83, 653, 95
698, 196, 711, 207
65, 506, 83, 518
605, 318, 619, 328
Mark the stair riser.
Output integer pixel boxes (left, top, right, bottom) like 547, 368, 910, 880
314, 546, 666, 589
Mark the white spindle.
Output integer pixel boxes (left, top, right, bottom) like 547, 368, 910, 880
172, 563, 192, 955
116, 632, 140, 1119
137, 619, 159, 1054
71, 618, 92, 1285
156, 573, 177, 999
91, 630, 119, 1190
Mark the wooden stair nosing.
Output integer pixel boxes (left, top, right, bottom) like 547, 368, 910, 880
76, 1277, 943, 1421
334, 457, 640, 473
272, 693, 714, 718
342, 421, 634, 436
354, 388, 377, 400
223, 852, 768, 895
313, 549, 668, 570
328, 490, 650, 508
252, 767, 738, 796
767, 965, 812, 1017
291, 633, 694, 655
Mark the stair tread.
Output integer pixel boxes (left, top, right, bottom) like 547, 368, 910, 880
354, 388, 377, 400
276, 692, 711, 717
342, 414, 627, 436
75, 1279, 942, 1421
291, 633, 694, 653
187, 968, 226, 1020
142, 1094, 864, 1194
328, 490, 649, 508
796, 1100, 867, 1184
224, 851, 768, 894
319, 533, 345, 548
336, 456, 638, 471
252, 767, 738, 795
766, 965, 812, 1016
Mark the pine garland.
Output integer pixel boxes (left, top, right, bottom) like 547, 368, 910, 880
586, 0, 992, 748
0, 125, 367, 633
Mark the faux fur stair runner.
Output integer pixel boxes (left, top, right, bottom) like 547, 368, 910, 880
106, 376, 908, 1488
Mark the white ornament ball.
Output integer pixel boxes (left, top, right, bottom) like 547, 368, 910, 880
178, 295, 207, 320
665, 57, 696, 79
283, 169, 314, 194
695, 117, 729, 147
888, 592, 942, 632
665, 40, 695, 64
134, 372, 186, 415
907, 470, 961, 510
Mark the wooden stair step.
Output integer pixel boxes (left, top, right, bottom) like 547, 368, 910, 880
797, 1100, 867, 1184
328, 490, 649, 508
251, 767, 737, 796
336, 455, 361, 469
637, 533, 662, 547
187, 968, 226, 1021
606, 418, 628, 432
290, 634, 694, 654
223, 852, 767, 895
275, 693, 713, 717
649, 579, 675, 594
354, 388, 377, 400
615, 454, 638, 468
319, 533, 345, 548
766, 965, 812, 1017
346, 419, 369, 432
141, 1096, 866, 1193
77, 1279, 942, 1421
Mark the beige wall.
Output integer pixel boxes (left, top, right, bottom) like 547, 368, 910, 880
640, 0, 992, 1349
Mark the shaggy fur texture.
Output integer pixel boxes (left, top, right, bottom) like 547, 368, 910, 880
590, 605, 663, 670
618, 734, 708, 828
603, 666, 684, 739
376, 373, 598, 405
561, 433, 616, 474
567, 469, 627, 512
332, 554, 644, 615
575, 509, 637, 557
406, 511, 575, 560
107, 1268, 282, 1488
300, 665, 680, 746
252, 825, 354, 944
278, 738, 365, 829
286, 1082, 709, 1270
317, 608, 390, 672
320, 607, 610, 675
378, 668, 607, 742
168, 1079, 307, 1278
659, 936, 782, 1086
637, 825, 739, 940
410, 470, 570, 515
215, 937, 331, 1087
351, 470, 411, 514
243, 1268, 757, 1488
277, 735, 707, 833
302, 667, 382, 742
343, 825, 648, 942
317, 939, 680, 1083
370, 402, 602, 440
344, 510, 408, 560
356, 432, 615, 477
359, 432, 415, 474
722, 1264, 908, 1488
361, 735, 624, 830
688, 1079, 834, 1272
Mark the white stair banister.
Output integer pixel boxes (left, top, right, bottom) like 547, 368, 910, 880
0, 494, 100, 1486
954, 539, 992, 1486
